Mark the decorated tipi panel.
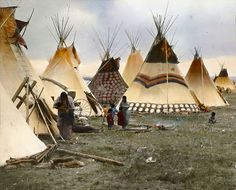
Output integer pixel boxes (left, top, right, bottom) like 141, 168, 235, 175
214, 68, 235, 91
0, 83, 46, 166
126, 63, 199, 113
185, 51, 228, 107
89, 57, 128, 105
0, 6, 59, 135
125, 14, 199, 113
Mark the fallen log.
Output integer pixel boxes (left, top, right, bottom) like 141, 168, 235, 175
121, 127, 151, 132
52, 157, 75, 164
58, 160, 85, 168
6, 158, 36, 165
57, 148, 124, 166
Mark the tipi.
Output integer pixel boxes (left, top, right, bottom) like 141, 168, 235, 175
214, 66, 235, 92
42, 16, 102, 116
185, 49, 228, 107
88, 28, 128, 106
0, 82, 46, 166
122, 32, 144, 87
0, 6, 59, 136
125, 14, 199, 113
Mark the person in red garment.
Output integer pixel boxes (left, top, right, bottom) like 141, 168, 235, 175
117, 107, 125, 129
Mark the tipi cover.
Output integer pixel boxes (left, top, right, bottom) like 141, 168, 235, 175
122, 33, 144, 87
0, 6, 59, 135
0, 82, 46, 166
42, 17, 102, 116
89, 57, 128, 105
185, 50, 228, 107
125, 15, 199, 113
214, 68, 235, 91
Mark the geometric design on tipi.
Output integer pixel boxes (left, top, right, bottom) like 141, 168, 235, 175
122, 32, 144, 87
214, 67, 235, 92
185, 49, 228, 107
42, 16, 102, 116
0, 6, 59, 135
125, 14, 199, 113
0, 82, 46, 166
89, 57, 128, 105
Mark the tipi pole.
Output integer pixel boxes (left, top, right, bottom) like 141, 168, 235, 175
200, 58, 205, 105
165, 40, 169, 113
26, 81, 30, 124
0, 1, 22, 29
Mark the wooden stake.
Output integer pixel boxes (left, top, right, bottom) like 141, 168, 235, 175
57, 148, 124, 166
29, 88, 57, 145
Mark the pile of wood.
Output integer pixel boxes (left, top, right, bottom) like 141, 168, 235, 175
5, 144, 57, 166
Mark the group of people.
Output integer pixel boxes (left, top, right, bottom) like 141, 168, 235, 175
53, 92, 130, 140
53, 91, 215, 140
105, 96, 129, 130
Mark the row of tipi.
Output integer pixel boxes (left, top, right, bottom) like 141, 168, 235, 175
0, 6, 235, 166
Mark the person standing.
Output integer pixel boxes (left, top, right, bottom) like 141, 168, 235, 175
53, 92, 75, 140
107, 108, 114, 130
110, 103, 118, 121
117, 107, 125, 129
119, 96, 129, 128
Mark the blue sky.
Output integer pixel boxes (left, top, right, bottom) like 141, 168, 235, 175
1, 0, 236, 75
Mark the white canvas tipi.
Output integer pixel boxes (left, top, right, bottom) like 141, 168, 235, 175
0, 82, 46, 166
185, 49, 228, 107
125, 14, 199, 113
0, 6, 59, 136
42, 16, 102, 116
122, 32, 144, 87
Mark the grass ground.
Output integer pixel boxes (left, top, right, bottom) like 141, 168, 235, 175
1, 93, 236, 190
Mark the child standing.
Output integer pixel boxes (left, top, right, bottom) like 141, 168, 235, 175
102, 105, 109, 124
110, 103, 118, 120
117, 107, 125, 129
107, 108, 114, 130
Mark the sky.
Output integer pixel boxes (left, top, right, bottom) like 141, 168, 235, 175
1, 0, 236, 76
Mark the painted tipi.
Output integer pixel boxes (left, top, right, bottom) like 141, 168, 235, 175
125, 14, 199, 113
185, 49, 228, 107
88, 28, 128, 106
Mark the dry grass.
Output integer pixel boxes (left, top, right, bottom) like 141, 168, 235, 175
1, 93, 236, 190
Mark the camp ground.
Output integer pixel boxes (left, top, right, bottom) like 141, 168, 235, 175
1, 1, 236, 190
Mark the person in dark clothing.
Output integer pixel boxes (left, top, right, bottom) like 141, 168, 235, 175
208, 112, 216, 124
107, 108, 114, 130
53, 92, 75, 140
